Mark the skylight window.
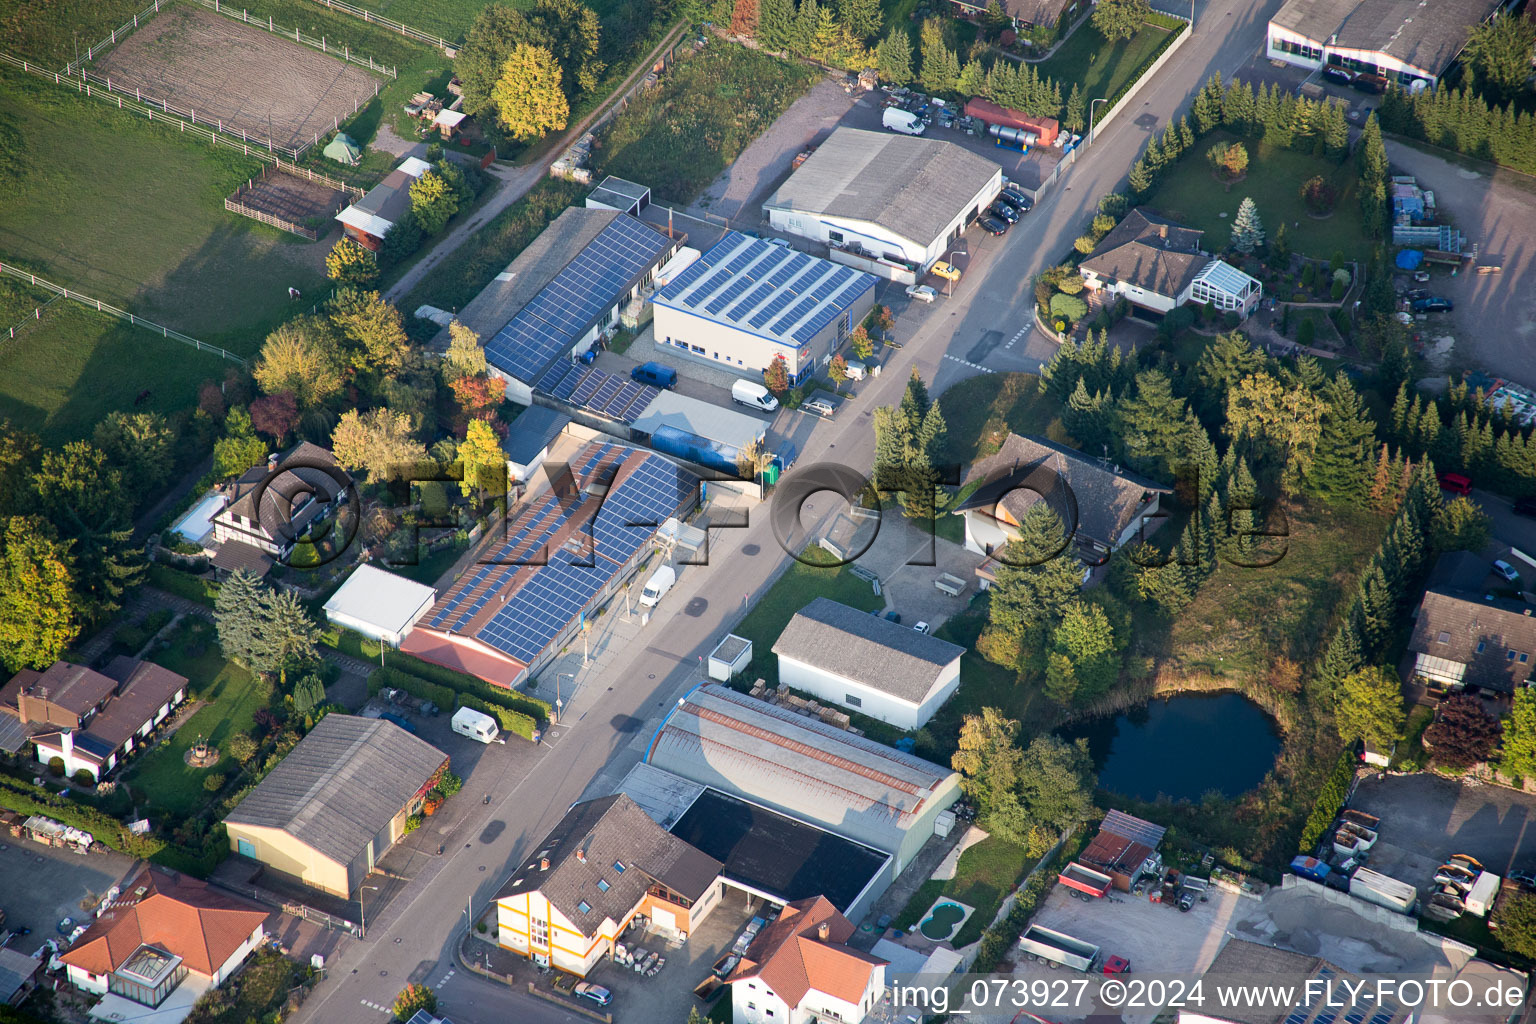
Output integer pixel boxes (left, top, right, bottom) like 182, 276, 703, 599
597, 879, 610, 892
578, 901, 591, 914
613, 861, 625, 873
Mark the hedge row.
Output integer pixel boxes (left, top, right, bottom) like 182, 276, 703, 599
368, 667, 455, 710
146, 563, 220, 607
1090, 16, 1188, 127
321, 626, 383, 662
456, 694, 536, 740
391, 652, 552, 724
1297, 749, 1357, 854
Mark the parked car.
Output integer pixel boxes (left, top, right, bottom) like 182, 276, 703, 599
631, 361, 678, 388
1352, 73, 1388, 93
1514, 497, 1536, 519
930, 261, 962, 282
914, 621, 931, 634
989, 202, 1020, 223
1494, 559, 1522, 584
379, 711, 416, 734
1438, 472, 1473, 495
573, 983, 613, 1007
1000, 184, 1032, 209
766, 237, 792, 248
1322, 66, 1353, 85
905, 284, 937, 303
1412, 270, 1431, 283
979, 215, 1009, 236
804, 398, 836, 417
1412, 296, 1454, 312
884, 610, 901, 624
1394, 311, 1415, 325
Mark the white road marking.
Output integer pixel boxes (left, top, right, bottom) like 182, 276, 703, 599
360, 1001, 391, 1014
943, 354, 994, 373
1005, 325, 1030, 349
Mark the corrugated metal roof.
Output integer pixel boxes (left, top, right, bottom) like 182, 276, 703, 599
226, 715, 447, 867
1100, 810, 1166, 848
772, 597, 963, 703
644, 684, 955, 854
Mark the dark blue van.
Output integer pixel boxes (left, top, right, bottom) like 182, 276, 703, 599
631, 362, 678, 389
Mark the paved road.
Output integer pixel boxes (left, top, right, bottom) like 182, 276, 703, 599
295, 2, 1288, 1020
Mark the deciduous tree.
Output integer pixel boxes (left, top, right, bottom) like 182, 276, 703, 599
213, 408, 269, 481
1333, 665, 1405, 752
0, 517, 79, 672
1499, 689, 1536, 785
1092, 0, 1150, 42
492, 44, 571, 141
253, 318, 343, 409
325, 237, 379, 287
764, 354, 790, 394
1424, 693, 1502, 769
331, 408, 427, 483
92, 411, 175, 503
444, 321, 488, 379
249, 392, 299, 446
330, 290, 410, 376
457, 418, 508, 498
409, 170, 460, 235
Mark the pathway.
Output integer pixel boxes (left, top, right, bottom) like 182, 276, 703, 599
385, 20, 691, 304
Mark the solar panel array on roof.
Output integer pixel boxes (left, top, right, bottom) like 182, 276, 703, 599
483, 216, 672, 383
655, 232, 875, 349
537, 361, 657, 423
426, 446, 697, 667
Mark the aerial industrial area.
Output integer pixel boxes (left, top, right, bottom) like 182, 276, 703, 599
2, 0, 1536, 1021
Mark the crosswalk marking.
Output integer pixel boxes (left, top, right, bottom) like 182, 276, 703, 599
360, 1000, 391, 1014
435, 968, 456, 987
943, 353, 994, 373
1005, 325, 1030, 349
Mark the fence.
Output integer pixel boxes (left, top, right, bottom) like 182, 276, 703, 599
2, 293, 63, 341
185, 0, 398, 78
64, 0, 165, 74
225, 163, 361, 239
306, 0, 456, 53
0, 262, 246, 364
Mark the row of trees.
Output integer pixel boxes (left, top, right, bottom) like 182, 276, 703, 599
1377, 80, 1536, 178
1383, 379, 1536, 496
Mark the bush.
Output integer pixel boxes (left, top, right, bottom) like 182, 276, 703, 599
1299, 175, 1338, 215
476, 921, 488, 934
203, 773, 225, 792
1222, 311, 1242, 329
73, 769, 95, 787
1330, 279, 1346, 301
1297, 318, 1316, 346
1301, 263, 1317, 288
1049, 293, 1088, 321
47, 757, 64, 776
1158, 306, 1197, 338
404, 813, 423, 835
225, 733, 259, 765
1298, 749, 1356, 852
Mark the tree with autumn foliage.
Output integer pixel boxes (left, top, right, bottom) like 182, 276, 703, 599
450, 373, 507, 419
1424, 694, 1503, 769
764, 355, 790, 395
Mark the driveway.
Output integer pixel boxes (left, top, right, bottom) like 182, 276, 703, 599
0, 839, 136, 956
1352, 773, 1536, 879
1382, 141, 1536, 390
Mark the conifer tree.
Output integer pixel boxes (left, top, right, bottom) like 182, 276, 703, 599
1229, 196, 1265, 254
1309, 374, 1377, 502
1064, 83, 1086, 135
875, 28, 913, 85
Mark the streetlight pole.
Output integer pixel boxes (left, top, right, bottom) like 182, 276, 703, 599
1088, 97, 1108, 145
359, 881, 381, 939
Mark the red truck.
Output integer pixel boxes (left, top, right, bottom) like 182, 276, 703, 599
1058, 862, 1114, 900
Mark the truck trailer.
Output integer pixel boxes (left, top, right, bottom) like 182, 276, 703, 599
1058, 862, 1114, 899
1017, 925, 1129, 974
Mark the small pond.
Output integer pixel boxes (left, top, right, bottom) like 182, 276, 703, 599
1060, 692, 1282, 802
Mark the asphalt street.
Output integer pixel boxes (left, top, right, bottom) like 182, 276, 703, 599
294, 2, 1289, 1020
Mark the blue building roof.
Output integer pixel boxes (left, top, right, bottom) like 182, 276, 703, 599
501, 406, 571, 466
654, 233, 877, 348
483, 215, 674, 384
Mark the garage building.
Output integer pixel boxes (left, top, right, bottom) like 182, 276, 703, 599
224, 714, 448, 896
1266, 0, 1505, 88
644, 684, 959, 918
652, 232, 878, 385
323, 564, 437, 647
763, 127, 1002, 272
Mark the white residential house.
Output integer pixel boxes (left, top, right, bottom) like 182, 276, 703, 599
771, 597, 964, 731
209, 441, 348, 574
1078, 210, 1262, 319
727, 896, 887, 1024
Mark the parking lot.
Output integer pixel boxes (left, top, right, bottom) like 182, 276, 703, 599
0, 835, 136, 956
1352, 773, 1536, 884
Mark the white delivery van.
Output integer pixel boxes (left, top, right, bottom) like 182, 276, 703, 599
883, 108, 925, 135
639, 565, 676, 608
452, 706, 499, 743
731, 379, 780, 412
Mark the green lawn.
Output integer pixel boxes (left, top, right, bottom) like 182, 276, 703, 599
305, 0, 491, 42
1033, 21, 1171, 110
892, 836, 1037, 948
731, 547, 886, 682
0, 0, 147, 65
126, 619, 269, 819
0, 303, 234, 443
1144, 129, 1371, 261
593, 41, 818, 203
0, 65, 327, 346
936, 372, 1070, 467
185, 949, 306, 1024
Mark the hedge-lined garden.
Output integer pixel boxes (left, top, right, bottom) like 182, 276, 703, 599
360, 648, 554, 740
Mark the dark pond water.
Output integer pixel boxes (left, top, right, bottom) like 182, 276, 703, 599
1060, 693, 1283, 802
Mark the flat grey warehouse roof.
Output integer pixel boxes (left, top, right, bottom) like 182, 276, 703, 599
763, 127, 1001, 247
1270, 0, 1502, 76
772, 597, 964, 704
225, 714, 447, 865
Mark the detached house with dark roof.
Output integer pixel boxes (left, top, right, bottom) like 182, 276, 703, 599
494, 794, 724, 976
1407, 588, 1536, 693
0, 658, 188, 780
58, 866, 269, 1019
1079, 209, 1262, 318
727, 896, 887, 1024
955, 433, 1172, 562
224, 714, 448, 897
772, 597, 965, 730
209, 441, 348, 575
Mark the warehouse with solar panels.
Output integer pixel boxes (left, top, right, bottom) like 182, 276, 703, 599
468, 209, 684, 404
399, 440, 698, 687
651, 232, 878, 385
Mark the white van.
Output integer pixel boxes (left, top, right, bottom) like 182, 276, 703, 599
452, 706, 499, 744
883, 108, 925, 136
844, 361, 868, 381
638, 565, 676, 608
731, 379, 779, 413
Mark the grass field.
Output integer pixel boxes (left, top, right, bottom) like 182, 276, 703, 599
594, 41, 818, 203
891, 836, 1037, 947
936, 372, 1069, 468
0, 0, 147, 66
730, 547, 886, 684
1034, 21, 1171, 109
1145, 130, 1370, 260
0, 303, 234, 442
128, 619, 268, 819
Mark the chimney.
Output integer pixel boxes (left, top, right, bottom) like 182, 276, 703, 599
540, 857, 551, 871
267, 452, 280, 470
60, 729, 73, 770
576, 849, 586, 863
816, 922, 830, 941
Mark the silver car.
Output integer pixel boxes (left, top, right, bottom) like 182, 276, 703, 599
804, 398, 836, 418
905, 284, 937, 303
